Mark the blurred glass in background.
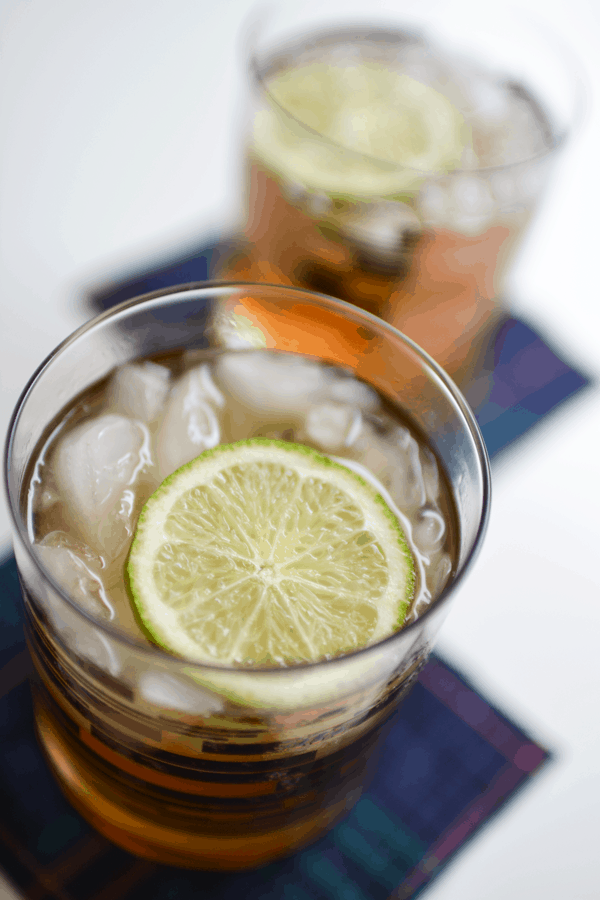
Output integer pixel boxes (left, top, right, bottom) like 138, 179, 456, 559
214, 1, 583, 384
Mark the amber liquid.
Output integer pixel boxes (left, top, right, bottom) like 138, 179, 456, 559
26, 590, 426, 868
214, 161, 523, 380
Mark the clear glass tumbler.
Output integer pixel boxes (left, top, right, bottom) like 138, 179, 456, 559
4, 282, 490, 869
217, 3, 581, 380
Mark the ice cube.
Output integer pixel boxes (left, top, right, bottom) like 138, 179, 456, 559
388, 431, 427, 511
215, 352, 330, 431
419, 181, 450, 226
420, 446, 441, 504
38, 488, 59, 511
109, 361, 171, 423
498, 92, 550, 164
412, 508, 446, 553
517, 159, 549, 203
75, 631, 122, 676
336, 200, 421, 264
409, 595, 434, 622
347, 419, 418, 501
40, 588, 122, 676
326, 375, 380, 412
347, 421, 396, 491
466, 76, 511, 126
430, 553, 453, 598
490, 170, 519, 209
156, 364, 224, 480
138, 671, 224, 715
53, 414, 153, 558
304, 403, 362, 453
36, 531, 114, 621
450, 175, 496, 236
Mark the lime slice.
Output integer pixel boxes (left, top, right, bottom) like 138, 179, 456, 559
128, 439, 414, 667
254, 60, 471, 198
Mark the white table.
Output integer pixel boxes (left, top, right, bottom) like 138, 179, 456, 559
1, 2, 599, 898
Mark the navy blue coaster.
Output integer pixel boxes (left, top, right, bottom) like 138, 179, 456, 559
465, 314, 590, 458
0, 553, 549, 900
86, 237, 591, 460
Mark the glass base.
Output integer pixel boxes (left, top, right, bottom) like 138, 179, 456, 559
34, 698, 370, 871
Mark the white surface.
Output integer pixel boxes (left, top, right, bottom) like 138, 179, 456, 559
1, 1, 599, 898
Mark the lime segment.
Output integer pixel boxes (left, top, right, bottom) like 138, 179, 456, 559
255, 61, 471, 197
128, 439, 415, 666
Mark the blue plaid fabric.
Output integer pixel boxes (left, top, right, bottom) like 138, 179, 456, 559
0, 554, 549, 900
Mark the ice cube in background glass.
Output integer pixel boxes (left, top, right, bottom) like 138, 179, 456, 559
108, 361, 171, 424
449, 174, 496, 236
465, 73, 512, 127
156, 365, 224, 480
52, 414, 153, 559
36, 530, 114, 621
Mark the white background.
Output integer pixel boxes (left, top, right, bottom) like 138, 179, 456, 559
1, 1, 599, 898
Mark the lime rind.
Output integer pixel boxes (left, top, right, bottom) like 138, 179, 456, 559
128, 439, 415, 668
183, 638, 410, 711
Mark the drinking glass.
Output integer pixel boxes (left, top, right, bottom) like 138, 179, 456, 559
4, 282, 490, 869
215, 2, 581, 380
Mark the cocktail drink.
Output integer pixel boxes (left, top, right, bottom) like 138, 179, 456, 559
5, 283, 489, 869
220, 14, 576, 378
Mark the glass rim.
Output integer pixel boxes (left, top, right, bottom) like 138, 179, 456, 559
249, 21, 583, 178
4, 280, 491, 676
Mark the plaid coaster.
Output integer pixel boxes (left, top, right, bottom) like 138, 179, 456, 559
0, 553, 549, 900
87, 237, 591, 460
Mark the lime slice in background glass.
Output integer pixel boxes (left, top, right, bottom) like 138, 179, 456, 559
255, 61, 471, 197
